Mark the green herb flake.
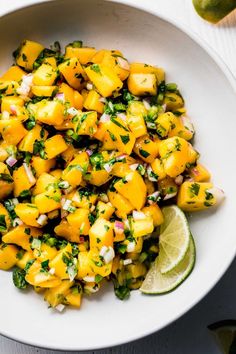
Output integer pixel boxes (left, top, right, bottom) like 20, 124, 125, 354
120, 135, 130, 145
139, 149, 150, 158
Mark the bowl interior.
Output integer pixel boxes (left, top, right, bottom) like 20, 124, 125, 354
0, 0, 236, 350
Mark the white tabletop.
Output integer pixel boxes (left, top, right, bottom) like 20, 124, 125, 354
0, 0, 236, 353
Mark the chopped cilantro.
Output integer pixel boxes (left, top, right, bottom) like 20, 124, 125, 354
120, 135, 130, 144
13, 268, 28, 289
139, 149, 150, 158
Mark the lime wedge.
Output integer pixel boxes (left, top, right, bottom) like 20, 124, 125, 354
193, 0, 236, 24
208, 320, 236, 354
140, 235, 195, 294
158, 205, 191, 274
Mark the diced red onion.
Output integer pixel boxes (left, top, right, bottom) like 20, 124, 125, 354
123, 219, 130, 230
190, 167, 200, 176
61, 210, 68, 219
37, 214, 48, 226
163, 192, 177, 200
103, 247, 115, 264
130, 163, 139, 171
80, 236, 85, 243
142, 99, 151, 110
126, 241, 135, 252
55, 92, 65, 102
116, 154, 127, 162
100, 113, 111, 122
103, 163, 113, 173
181, 115, 194, 133
62, 199, 72, 211
49, 268, 55, 275
23, 163, 36, 184
86, 149, 93, 156
6, 156, 17, 167
10, 105, 17, 115
13, 218, 23, 227
117, 57, 130, 71
114, 220, 124, 234
175, 175, 184, 185
117, 113, 126, 121
132, 210, 146, 220
99, 97, 107, 103
123, 259, 132, 266
86, 82, 93, 90
83, 275, 95, 282
99, 193, 109, 203
11, 198, 19, 206
162, 104, 167, 112
147, 165, 158, 182
55, 304, 65, 313
207, 187, 225, 205
67, 107, 78, 117
99, 246, 108, 258
147, 191, 160, 205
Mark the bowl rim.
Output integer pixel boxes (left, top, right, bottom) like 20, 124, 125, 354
0, 0, 236, 351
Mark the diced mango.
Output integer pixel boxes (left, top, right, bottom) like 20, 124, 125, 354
189, 163, 211, 182
49, 244, 73, 280
25, 260, 61, 288
142, 204, 164, 226
31, 156, 56, 177
127, 73, 157, 96
58, 58, 85, 90
35, 100, 65, 126
133, 135, 159, 163
44, 280, 72, 307
62, 152, 89, 187
33, 63, 57, 86
131, 216, 154, 238
0, 244, 18, 270
89, 218, 113, 250
2, 225, 42, 251
74, 111, 98, 136
96, 201, 115, 220
1, 96, 24, 113
108, 190, 134, 219
31, 85, 57, 97
83, 90, 104, 113
13, 165, 35, 197
114, 171, 147, 210
130, 62, 165, 83
127, 101, 147, 138
0, 119, 27, 145
15, 40, 44, 71
15, 203, 39, 227
18, 125, 48, 153
54, 221, 81, 243
0, 162, 14, 200
65, 46, 96, 64
85, 63, 123, 97
44, 135, 68, 159
67, 208, 90, 235
0, 65, 26, 82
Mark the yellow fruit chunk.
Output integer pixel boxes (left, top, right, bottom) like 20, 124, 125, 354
96, 201, 115, 220
44, 135, 68, 159
127, 101, 147, 138
83, 90, 104, 113
151, 158, 166, 181
15, 203, 40, 227
131, 216, 154, 238
142, 204, 164, 226
65, 290, 82, 308
62, 152, 89, 187
31, 85, 57, 97
16, 250, 34, 269
0, 244, 18, 270
18, 125, 48, 153
31, 156, 56, 177
0, 81, 19, 95
36, 100, 65, 126
58, 58, 85, 90
130, 62, 165, 83
44, 280, 73, 307
13, 165, 36, 197
102, 117, 135, 155
100, 51, 130, 81
49, 244, 73, 280
15, 40, 44, 71
73, 90, 84, 110
0, 203, 11, 231
108, 190, 134, 219
189, 163, 211, 182
54, 221, 80, 243
159, 137, 198, 178
127, 73, 157, 96
177, 181, 216, 211
0, 65, 26, 81
67, 208, 90, 235
34, 189, 61, 214
33, 243, 57, 262
89, 218, 114, 250
33, 63, 57, 86
85, 169, 111, 187
65, 46, 97, 64
114, 171, 147, 210
164, 92, 184, 111
0, 162, 14, 200
74, 111, 98, 137
85, 63, 123, 97
133, 135, 159, 163
89, 249, 113, 277
2, 225, 42, 251
1, 96, 24, 113
0, 119, 27, 145
72, 189, 98, 209
25, 260, 61, 288
127, 263, 147, 278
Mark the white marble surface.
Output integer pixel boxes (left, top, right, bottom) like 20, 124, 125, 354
0, 0, 236, 353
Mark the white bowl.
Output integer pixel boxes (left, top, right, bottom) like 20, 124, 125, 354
0, 0, 236, 350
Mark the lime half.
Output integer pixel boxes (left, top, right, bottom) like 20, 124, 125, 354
159, 205, 191, 274
140, 235, 195, 294
208, 320, 236, 354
